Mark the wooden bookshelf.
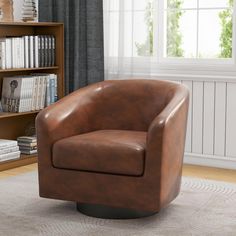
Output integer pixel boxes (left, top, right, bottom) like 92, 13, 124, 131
0, 22, 64, 171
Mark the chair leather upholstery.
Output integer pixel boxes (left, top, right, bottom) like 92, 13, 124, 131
53, 130, 146, 176
36, 79, 189, 213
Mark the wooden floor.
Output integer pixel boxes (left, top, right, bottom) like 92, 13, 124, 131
0, 163, 236, 183
0, 163, 37, 180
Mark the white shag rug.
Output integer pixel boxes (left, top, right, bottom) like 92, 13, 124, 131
0, 171, 235, 236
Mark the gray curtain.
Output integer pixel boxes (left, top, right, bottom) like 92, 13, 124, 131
39, 0, 104, 94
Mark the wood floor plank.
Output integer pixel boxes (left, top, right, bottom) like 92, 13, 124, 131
183, 164, 236, 183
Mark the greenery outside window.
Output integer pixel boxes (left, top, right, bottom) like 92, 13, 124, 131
136, 0, 235, 64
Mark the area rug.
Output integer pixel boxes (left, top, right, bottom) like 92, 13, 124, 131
0, 172, 235, 236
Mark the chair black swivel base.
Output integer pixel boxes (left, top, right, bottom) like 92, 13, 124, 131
77, 203, 157, 219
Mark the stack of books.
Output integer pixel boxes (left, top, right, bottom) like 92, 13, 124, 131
0, 139, 20, 162
1, 73, 57, 113
17, 136, 37, 155
22, 0, 38, 22
0, 35, 55, 69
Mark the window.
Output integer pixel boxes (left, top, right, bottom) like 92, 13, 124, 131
103, 0, 236, 73
161, 0, 234, 60
103, 0, 155, 58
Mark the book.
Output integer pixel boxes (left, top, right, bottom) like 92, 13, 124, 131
36, 75, 43, 110
28, 77, 34, 111
20, 37, 25, 68
34, 35, 39, 68
17, 136, 37, 143
24, 36, 29, 68
19, 146, 37, 152
18, 76, 28, 112
0, 151, 21, 162
0, 139, 18, 148
1, 77, 21, 112
20, 149, 37, 155
54, 74, 58, 102
51, 36, 55, 66
0, 38, 6, 69
50, 75, 56, 104
5, 38, 12, 69
1, 76, 30, 112
11, 38, 16, 68
19, 77, 31, 112
18, 142, 37, 147
41, 36, 45, 67
31, 76, 38, 111
45, 75, 51, 106
16, 37, 21, 68
48, 36, 52, 67
29, 36, 34, 68
38, 36, 41, 67
19, 145, 37, 150
44, 36, 48, 67
0, 146, 19, 155
21, 0, 38, 22
40, 76, 47, 109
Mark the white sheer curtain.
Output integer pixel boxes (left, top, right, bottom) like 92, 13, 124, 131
103, 0, 157, 80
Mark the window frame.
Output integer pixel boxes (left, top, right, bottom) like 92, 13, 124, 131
155, 0, 236, 71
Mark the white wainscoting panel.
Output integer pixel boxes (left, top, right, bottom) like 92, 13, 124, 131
192, 82, 204, 154
214, 82, 226, 157
226, 83, 236, 158
203, 82, 215, 155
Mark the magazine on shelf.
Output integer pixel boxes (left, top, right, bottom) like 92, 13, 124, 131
1, 76, 31, 112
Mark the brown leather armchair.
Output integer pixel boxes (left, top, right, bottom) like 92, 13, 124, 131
36, 79, 189, 219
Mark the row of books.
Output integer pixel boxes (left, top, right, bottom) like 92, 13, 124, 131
1, 73, 58, 113
17, 136, 37, 155
0, 35, 56, 69
0, 139, 20, 162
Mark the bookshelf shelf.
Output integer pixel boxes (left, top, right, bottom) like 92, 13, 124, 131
0, 66, 59, 73
0, 154, 37, 171
0, 22, 64, 171
0, 111, 39, 119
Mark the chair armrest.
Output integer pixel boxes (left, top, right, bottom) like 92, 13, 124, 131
36, 85, 97, 168
146, 85, 189, 207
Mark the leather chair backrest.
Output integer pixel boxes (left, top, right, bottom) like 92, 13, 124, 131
86, 79, 179, 132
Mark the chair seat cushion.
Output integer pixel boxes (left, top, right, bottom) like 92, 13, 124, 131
53, 130, 147, 176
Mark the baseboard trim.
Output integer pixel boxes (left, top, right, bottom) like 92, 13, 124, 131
184, 153, 236, 170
